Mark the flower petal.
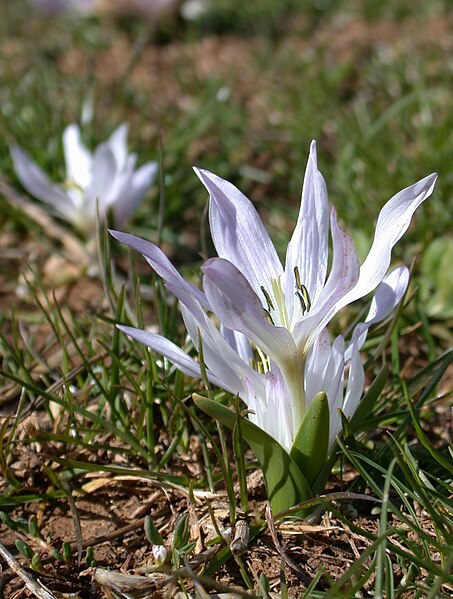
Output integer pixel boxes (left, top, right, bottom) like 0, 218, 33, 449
202, 257, 297, 365
263, 370, 294, 452
107, 123, 129, 169
285, 140, 330, 322
294, 208, 360, 352
85, 143, 118, 215
112, 160, 158, 226
220, 325, 253, 364
180, 301, 262, 397
109, 230, 207, 307
305, 332, 346, 450
10, 145, 74, 218
62, 124, 92, 190
195, 167, 283, 295
345, 265, 410, 359
337, 173, 437, 310
304, 329, 331, 402
364, 265, 409, 327
117, 324, 211, 382
104, 154, 137, 210
342, 331, 365, 424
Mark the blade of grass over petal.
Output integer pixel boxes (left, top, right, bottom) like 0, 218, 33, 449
233, 395, 249, 514
375, 458, 397, 598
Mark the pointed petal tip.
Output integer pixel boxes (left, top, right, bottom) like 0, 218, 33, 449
116, 122, 129, 134
309, 139, 318, 161
427, 172, 438, 186
63, 122, 80, 135
116, 323, 133, 335
108, 229, 137, 246
417, 172, 438, 194
193, 165, 216, 186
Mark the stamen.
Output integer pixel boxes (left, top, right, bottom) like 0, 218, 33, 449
264, 308, 275, 325
261, 285, 275, 312
296, 290, 307, 315
294, 265, 301, 289
256, 346, 270, 373
300, 284, 311, 312
293, 266, 312, 314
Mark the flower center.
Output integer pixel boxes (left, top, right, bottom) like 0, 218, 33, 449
261, 266, 312, 330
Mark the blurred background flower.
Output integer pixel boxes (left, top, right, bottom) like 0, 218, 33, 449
10, 123, 157, 237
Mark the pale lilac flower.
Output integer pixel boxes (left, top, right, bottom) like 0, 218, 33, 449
111, 141, 436, 453
152, 544, 168, 565
10, 124, 157, 237
26, 0, 93, 13
28, 0, 185, 22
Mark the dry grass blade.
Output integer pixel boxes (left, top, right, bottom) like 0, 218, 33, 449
0, 177, 88, 265
93, 567, 166, 598
264, 503, 312, 586
0, 540, 57, 599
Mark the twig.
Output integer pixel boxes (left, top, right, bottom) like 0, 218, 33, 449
0, 177, 88, 264
265, 503, 312, 585
0, 540, 57, 599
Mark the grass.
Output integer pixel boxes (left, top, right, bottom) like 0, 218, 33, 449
0, 0, 452, 596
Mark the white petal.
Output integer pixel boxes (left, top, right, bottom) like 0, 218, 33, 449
180, 301, 262, 397
365, 265, 409, 326
324, 336, 346, 449
263, 370, 294, 452
105, 153, 138, 209
63, 124, 92, 190
202, 258, 297, 365
294, 208, 360, 352
220, 325, 253, 364
117, 325, 203, 380
109, 230, 207, 307
305, 332, 346, 450
345, 265, 410, 359
85, 143, 118, 216
112, 161, 158, 226
285, 140, 330, 321
10, 145, 75, 219
195, 167, 283, 296
342, 332, 365, 424
107, 123, 129, 169
337, 173, 437, 310
304, 329, 331, 402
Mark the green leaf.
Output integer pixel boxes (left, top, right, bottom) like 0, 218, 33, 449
16, 539, 33, 560
193, 395, 312, 515
290, 391, 329, 488
401, 379, 453, 475
233, 396, 249, 514
144, 514, 163, 546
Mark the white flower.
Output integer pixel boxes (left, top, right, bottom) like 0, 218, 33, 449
10, 124, 157, 236
152, 544, 168, 565
111, 141, 436, 454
